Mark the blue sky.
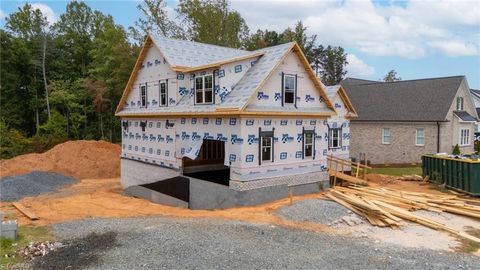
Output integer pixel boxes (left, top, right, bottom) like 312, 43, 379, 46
1, 0, 479, 88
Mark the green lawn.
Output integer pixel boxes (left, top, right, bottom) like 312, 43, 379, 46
1, 225, 55, 269
368, 166, 422, 176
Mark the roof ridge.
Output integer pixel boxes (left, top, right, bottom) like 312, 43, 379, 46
149, 33, 246, 53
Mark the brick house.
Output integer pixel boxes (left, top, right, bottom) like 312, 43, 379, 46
341, 76, 478, 165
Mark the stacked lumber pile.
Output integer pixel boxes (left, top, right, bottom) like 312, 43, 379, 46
326, 186, 480, 243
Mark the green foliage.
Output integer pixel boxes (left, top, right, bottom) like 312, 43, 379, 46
368, 166, 422, 176
312, 45, 348, 86
0, 121, 31, 159
474, 140, 480, 154
38, 110, 68, 138
452, 144, 461, 155
177, 0, 249, 48
383, 69, 402, 82
129, 0, 184, 44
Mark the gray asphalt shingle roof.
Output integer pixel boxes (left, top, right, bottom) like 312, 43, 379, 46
341, 76, 465, 122
454, 111, 477, 122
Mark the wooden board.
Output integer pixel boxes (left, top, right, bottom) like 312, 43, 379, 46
12, 202, 39, 220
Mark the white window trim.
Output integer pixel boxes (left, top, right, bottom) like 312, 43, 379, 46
195, 74, 214, 105
261, 136, 273, 162
159, 81, 167, 107
329, 128, 342, 149
382, 128, 391, 145
459, 128, 470, 146
456, 97, 464, 111
415, 128, 425, 146
283, 74, 296, 104
140, 84, 147, 108
304, 132, 313, 158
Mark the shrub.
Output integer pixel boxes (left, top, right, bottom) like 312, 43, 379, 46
452, 144, 461, 155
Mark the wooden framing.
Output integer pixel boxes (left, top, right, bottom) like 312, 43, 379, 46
115, 36, 153, 114
171, 51, 265, 73
118, 110, 336, 118
336, 85, 358, 117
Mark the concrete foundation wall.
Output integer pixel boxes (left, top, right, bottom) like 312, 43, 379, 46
121, 158, 180, 188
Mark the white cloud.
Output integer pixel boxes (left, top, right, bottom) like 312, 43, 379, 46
0, 9, 6, 21
232, 0, 480, 58
31, 3, 57, 25
346, 54, 375, 77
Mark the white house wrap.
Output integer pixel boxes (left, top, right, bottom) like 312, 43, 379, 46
116, 34, 357, 192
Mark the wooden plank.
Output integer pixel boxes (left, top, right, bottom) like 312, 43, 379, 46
12, 202, 38, 220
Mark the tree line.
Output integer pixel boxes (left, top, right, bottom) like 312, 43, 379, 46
1, 0, 348, 158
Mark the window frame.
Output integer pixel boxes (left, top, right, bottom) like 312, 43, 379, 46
283, 74, 296, 105
328, 128, 342, 149
456, 97, 464, 111
140, 84, 147, 108
460, 128, 470, 146
303, 129, 315, 158
259, 129, 274, 164
415, 128, 425, 146
194, 74, 214, 105
382, 128, 391, 145
159, 81, 168, 107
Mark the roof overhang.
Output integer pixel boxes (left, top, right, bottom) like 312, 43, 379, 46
171, 52, 265, 73
116, 110, 336, 118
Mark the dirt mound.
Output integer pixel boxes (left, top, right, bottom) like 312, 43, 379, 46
0, 140, 121, 179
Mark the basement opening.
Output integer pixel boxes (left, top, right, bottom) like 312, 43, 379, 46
183, 139, 230, 186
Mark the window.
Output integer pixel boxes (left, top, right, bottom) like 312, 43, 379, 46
415, 128, 425, 146
329, 128, 342, 149
195, 75, 213, 104
304, 130, 314, 158
460, 128, 470, 146
261, 136, 273, 161
140, 84, 147, 107
159, 81, 167, 106
283, 74, 296, 104
456, 97, 464, 110
382, 128, 391, 144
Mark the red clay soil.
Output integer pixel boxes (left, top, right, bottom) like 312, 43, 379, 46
0, 140, 121, 179
367, 173, 447, 195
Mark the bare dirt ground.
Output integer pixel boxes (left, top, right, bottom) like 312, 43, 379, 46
1, 140, 478, 257
0, 140, 121, 179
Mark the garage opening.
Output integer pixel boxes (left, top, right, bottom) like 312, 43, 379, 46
183, 139, 229, 186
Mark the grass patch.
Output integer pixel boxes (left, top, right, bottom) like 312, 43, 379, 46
368, 166, 422, 176
457, 226, 480, 253
1, 225, 55, 269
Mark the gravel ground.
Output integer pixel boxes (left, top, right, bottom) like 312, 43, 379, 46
276, 199, 355, 224
28, 217, 480, 270
0, 171, 77, 201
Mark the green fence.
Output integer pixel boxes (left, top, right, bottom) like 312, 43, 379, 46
422, 155, 480, 196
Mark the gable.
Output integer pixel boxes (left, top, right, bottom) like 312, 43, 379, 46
120, 40, 177, 110
245, 50, 331, 113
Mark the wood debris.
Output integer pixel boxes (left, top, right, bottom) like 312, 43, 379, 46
397, 174, 425, 181
12, 202, 39, 220
326, 186, 480, 243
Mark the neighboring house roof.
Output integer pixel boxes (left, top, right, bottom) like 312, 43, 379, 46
454, 111, 477, 122
341, 76, 466, 122
116, 34, 334, 116
341, 78, 379, 86
324, 85, 357, 117
470, 89, 480, 101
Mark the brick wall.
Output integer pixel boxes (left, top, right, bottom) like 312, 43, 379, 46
350, 122, 439, 164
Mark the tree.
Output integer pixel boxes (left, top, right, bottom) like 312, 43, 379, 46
6, 4, 52, 120
383, 70, 402, 82
313, 45, 348, 86
52, 0, 96, 77
452, 144, 461, 155
243, 29, 281, 50
280, 21, 316, 62
177, 0, 249, 48
129, 0, 184, 44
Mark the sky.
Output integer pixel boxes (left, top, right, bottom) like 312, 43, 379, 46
1, 0, 479, 88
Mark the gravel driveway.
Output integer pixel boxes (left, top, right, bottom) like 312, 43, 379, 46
30, 217, 480, 270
